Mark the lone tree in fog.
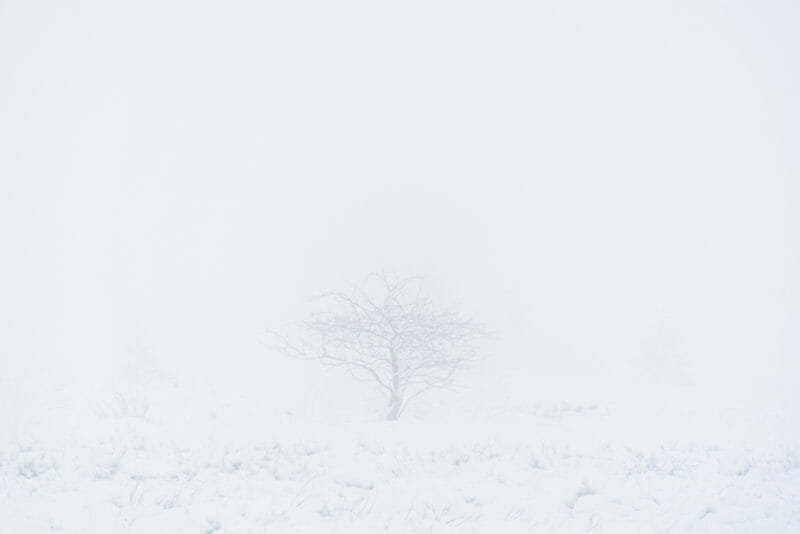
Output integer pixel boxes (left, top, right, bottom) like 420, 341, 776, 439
270, 272, 488, 420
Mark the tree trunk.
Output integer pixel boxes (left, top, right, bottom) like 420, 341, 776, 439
387, 393, 402, 420
387, 348, 401, 420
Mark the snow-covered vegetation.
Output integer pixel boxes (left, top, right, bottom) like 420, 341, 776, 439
2, 367, 797, 533
3, 1, 799, 532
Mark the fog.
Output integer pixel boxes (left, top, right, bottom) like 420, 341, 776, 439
2, 0, 799, 400
3, 3, 800, 531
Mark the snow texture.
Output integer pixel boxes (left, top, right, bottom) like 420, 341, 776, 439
2, 370, 798, 533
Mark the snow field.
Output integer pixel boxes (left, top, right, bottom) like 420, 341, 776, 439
1, 371, 798, 533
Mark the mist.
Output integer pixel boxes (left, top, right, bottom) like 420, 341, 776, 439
3, 0, 798, 393
1, 2, 799, 529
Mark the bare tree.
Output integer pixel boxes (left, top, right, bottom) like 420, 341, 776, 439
269, 271, 489, 420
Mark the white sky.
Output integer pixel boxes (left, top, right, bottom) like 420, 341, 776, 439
1, 1, 798, 398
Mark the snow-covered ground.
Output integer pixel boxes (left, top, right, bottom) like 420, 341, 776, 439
2, 363, 798, 533
4, 1, 799, 532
